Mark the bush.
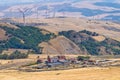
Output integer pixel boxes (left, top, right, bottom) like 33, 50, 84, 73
77, 56, 90, 61
79, 30, 99, 36
0, 54, 8, 59
0, 50, 28, 59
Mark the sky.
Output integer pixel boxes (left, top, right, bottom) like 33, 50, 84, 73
0, 0, 35, 3
0, 0, 119, 6
0, 0, 37, 5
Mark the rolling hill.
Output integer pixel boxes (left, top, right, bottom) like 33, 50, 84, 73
5, 17, 120, 41
39, 36, 84, 55
0, 18, 120, 55
59, 30, 120, 55
0, 0, 120, 22
0, 24, 56, 54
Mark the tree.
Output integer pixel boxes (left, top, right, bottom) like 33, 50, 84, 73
0, 54, 8, 59
7, 50, 28, 59
77, 56, 90, 61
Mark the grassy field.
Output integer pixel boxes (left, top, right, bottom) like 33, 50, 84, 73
0, 54, 120, 80
0, 67, 120, 80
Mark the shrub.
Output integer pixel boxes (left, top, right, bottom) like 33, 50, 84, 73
0, 50, 28, 59
0, 54, 8, 59
77, 56, 90, 61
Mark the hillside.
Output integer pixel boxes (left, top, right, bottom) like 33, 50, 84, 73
39, 36, 85, 55
59, 30, 120, 55
0, 18, 120, 55
0, 28, 8, 40
0, 24, 56, 53
8, 18, 120, 41
0, 22, 18, 40
0, 0, 120, 22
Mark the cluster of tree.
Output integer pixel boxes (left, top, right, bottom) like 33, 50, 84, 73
80, 38, 100, 55
59, 30, 75, 38
80, 38, 120, 55
59, 30, 120, 55
112, 48, 120, 55
0, 25, 56, 54
100, 39, 120, 55
0, 50, 28, 59
77, 56, 90, 61
79, 30, 99, 36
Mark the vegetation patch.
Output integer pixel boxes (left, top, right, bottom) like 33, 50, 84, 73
0, 25, 56, 54
59, 30, 120, 55
0, 50, 28, 59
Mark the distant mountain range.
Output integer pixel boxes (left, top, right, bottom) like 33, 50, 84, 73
0, 0, 120, 22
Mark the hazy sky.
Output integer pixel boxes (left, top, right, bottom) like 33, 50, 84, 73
0, 0, 119, 5
0, 0, 36, 5
0, 0, 34, 3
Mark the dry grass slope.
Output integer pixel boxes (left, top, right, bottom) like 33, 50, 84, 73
0, 67, 120, 80
0, 22, 18, 40
0, 28, 8, 40
39, 36, 83, 54
92, 36, 105, 42
10, 18, 120, 41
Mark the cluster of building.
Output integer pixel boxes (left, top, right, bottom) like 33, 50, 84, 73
36, 55, 94, 68
35, 55, 119, 69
